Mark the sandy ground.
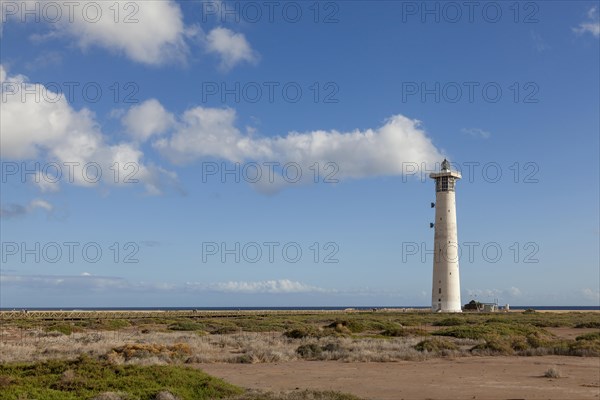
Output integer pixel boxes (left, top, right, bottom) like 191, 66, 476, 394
199, 356, 600, 400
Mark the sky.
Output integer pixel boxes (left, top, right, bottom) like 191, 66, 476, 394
0, 0, 599, 308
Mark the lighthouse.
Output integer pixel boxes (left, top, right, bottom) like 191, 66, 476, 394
430, 159, 462, 312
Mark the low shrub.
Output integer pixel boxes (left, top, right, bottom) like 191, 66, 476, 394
326, 319, 370, 333
47, 324, 76, 336
433, 317, 465, 327
526, 332, 554, 348
210, 325, 239, 334
470, 336, 514, 355
433, 325, 493, 340
106, 319, 131, 330
575, 331, 600, 341
414, 338, 458, 352
296, 344, 323, 359
322, 343, 342, 352
167, 321, 204, 331
574, 321, 600, 328
51, 369, 86, 391
284, 328, 318, 339
0, 356, 243, 400
381, 327, 428, 337
568, 338, 600, 356
0, 375, 15, 388
108, 343, 192, 362
544, 367, 561, 378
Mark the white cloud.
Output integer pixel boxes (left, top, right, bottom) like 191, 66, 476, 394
573, 6, 600, 38
461, 127, 491, 139
508, 286, 522, 297
0, 274, 328, 295
121, 99, 175, 142
204, 279, 328, 294
466, 287, 522, 301
581, 288, 600, 302
206, 27, 259, 71
1, 66, 442, 195
530, 30, 550, 52
1, 1, 259, 68
467, 288, 501, 298
154, 104, 443, 189
28, 199, 53, 212
0, 198, 54, 219
17, 0, 189, 65
64, 0, 190, 65
0, 274, 130, 291
0, 65, 176, 194
34, 171, 61, 193
154, 107, 253, 163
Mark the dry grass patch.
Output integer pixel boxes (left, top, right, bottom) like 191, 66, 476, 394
543, 367, 562, 378
107, 343, 192, 363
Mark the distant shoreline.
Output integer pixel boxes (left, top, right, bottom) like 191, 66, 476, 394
1, 306, 598, 312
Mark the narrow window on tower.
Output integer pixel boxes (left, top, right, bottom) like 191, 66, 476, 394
438, 288, 441, 294
441, 176, 448, 191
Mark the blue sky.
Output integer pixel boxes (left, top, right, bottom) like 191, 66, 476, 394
0, 0, 599, 308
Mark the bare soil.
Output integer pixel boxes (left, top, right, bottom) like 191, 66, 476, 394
198, 356, 600, 400
547, 327, 599, 340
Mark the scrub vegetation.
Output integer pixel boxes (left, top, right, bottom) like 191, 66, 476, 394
1, 311, 597, 398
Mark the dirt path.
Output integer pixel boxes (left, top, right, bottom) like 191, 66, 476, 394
199, 356, 600, 400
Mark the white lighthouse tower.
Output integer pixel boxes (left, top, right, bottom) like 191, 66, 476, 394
430, 159, 462, 312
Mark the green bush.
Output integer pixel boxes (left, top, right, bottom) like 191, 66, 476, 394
210, 325, 239, 334
106, 319, 131, 330
575, 331, 600, 341
327, 320, 358, 331
574, 321, 600, 328
433, 317, 465, 326
510, 337, 529, 351
284, 328, 318, 339
0, 355, 243, 400
167, 321, 205, 331
47, 324, 75, 335
526, 332, 553, 348
471, 336, 514, 355
568, 339, 600, 356
433, 325, 493, 340
381, 327, 428, 337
